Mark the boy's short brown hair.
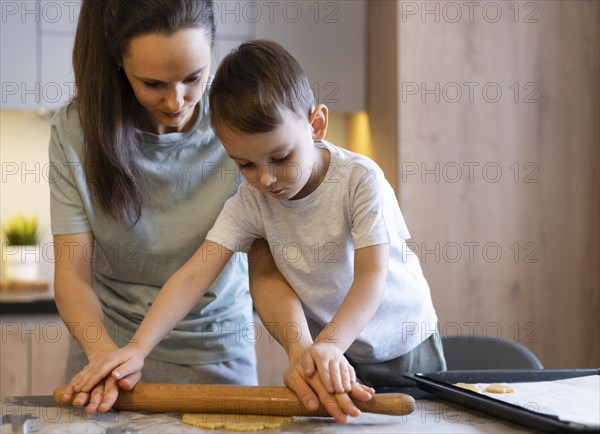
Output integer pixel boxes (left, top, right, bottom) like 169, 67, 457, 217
209, 40, 315, 134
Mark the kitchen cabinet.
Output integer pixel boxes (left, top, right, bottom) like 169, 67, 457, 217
0, 314, 71, 396
39, 0, 79, 110
2, 0, 365, 112
213, 0, 368, 112
0, 310, 288, 394
0, 0, 80, 110
39, 0, 80, 33
0, 2, 39, 110
0, 318, 29, 395
255, 0, 366, 112
214, 0, 256, 38
40, 34, 76, 110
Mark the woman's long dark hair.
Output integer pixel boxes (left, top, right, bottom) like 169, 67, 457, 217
73, 0, 215, 224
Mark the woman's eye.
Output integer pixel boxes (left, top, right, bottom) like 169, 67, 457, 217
144, 81, 162, 89
239, 162, 254, 169
272, 155, 289, 164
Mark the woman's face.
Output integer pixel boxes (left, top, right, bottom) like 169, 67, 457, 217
122, 28, 211, 134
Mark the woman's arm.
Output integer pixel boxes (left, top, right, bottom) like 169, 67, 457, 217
54, 233, 112, 357
248, 239, 373, 424
248, 239, 313, 361
71, 240, 233, 396
54, 233, 139, 413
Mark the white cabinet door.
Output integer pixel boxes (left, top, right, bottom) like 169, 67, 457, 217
2, 1, 365, 111
30, 318, 71, 395
255, 0, 366, 112
213, 1, 255, 75
40, 34, 76, 110
39, 0, 80, 34
0, 315, 70, 396
0, 320, 29, 395
214, 0, 256, 39
1, 1, 79, 110
1, 1, 39, 109
39, 1, 79, 109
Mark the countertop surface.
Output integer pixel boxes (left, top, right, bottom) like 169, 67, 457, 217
0, 396, 532, 433
0, 290, 58, 315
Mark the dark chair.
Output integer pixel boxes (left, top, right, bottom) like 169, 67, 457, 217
442, 335, 544, 370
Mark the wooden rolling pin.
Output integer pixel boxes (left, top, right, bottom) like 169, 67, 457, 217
54, 384, 415, 417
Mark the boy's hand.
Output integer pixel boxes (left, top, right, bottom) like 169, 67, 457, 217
301, 342, 356, 394
67, 344, 145, 412
284, 359, 375, 424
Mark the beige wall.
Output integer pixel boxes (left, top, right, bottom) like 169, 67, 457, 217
370, 1, 599, 368
0, 109, 347, 284
1, 111, 55, 281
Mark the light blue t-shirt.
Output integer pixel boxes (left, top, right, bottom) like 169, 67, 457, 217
49, 94, 253, 364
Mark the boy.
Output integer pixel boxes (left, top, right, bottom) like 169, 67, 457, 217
70, 40, 445, 418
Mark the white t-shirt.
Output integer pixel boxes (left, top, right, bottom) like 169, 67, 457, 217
206, 141, 438, 362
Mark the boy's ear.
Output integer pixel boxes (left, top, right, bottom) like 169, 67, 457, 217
309, 104, 328, 141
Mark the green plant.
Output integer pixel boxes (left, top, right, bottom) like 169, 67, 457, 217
3, 214, 38, 245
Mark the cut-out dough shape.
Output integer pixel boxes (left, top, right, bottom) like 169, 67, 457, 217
485, 384, 517, 394
453, 382, 482, 393
182, 413, 292, 432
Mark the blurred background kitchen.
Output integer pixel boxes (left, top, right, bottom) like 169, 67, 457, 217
1, 1, 598, 396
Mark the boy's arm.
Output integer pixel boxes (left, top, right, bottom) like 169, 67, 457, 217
129, 240, 234, 356
72, 240, 233, 393
308, 244, 389, 385
316, 244, 389, 350
248, 239, 373, 424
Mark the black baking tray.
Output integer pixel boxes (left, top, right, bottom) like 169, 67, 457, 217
403, 369, 600, 433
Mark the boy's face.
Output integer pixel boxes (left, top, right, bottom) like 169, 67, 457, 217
219, 107, 328, 201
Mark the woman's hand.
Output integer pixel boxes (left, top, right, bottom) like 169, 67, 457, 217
64, 345, 145, 413
53, 232, 144, 412
72, 344, 145, 393
301, 342, 356, 394
61, 364, 142, 414
284, 358, 375, 424
68, 373, 141, 414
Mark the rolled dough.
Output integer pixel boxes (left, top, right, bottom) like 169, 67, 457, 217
182, 413, 292, 432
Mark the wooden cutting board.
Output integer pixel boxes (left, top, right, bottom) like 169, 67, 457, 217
54, 383, 415, 417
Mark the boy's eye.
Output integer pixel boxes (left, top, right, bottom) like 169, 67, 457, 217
272, 155, 289, 164
185, 75, 201, 84
239, 162, 254, 169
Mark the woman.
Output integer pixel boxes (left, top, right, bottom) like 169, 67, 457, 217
53, 0, 367, 422
51, 0, 257, 413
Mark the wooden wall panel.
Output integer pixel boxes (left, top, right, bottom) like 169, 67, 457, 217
0, 321, 28, 396
31, 320, 71, 395
394, 1, 599, 368
368, 1, 398, 191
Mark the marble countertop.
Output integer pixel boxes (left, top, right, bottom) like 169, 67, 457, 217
0, 396, 532, 433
